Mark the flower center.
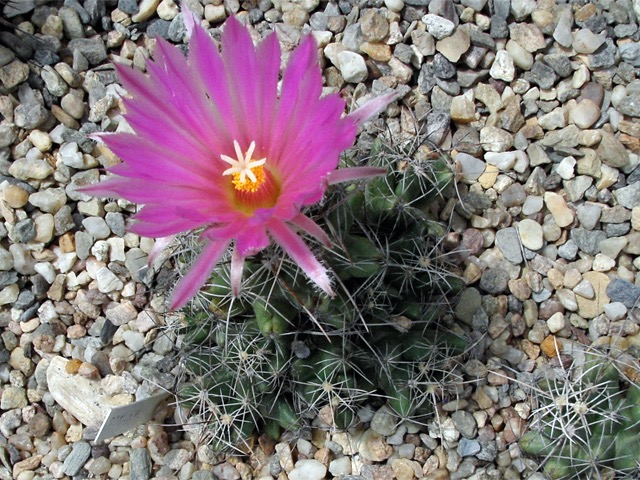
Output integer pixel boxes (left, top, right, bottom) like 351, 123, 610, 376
221, 140, 267, 192
221, 140, 280, 215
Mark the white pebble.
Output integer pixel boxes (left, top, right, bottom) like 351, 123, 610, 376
546, 312, 565, 333
592, 253, 615, 272
288, 460, 327, 480
337, 51, 368, 83
603, 302, 627, 321
556, 156, 576, 180
34, 262, 57, 284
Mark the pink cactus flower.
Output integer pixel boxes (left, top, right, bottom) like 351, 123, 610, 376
85, 12, 396, 310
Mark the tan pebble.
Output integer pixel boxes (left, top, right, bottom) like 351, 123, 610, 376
157, 0, 179, 20
575, 3, 597, 22
359, 42, 392, 61
450, 95, 477, 123
78, 362, 101, 380
275, 443, 294, 472
132, 0, 160, 22
314, 447, 331, 465
477, 164, 499, 189
563, 268, 582, 289
67, 324, 87, 339
3, 184, 30, 208
631, 206, 640, 231
546, 268, 564, 290
13, 455, 43, 478
359, 429, 393, 462
540, 335, 563, 357
520, 339, 540, 359
65, 423, 83, 442
65, 358, 82, 374
464, 262, 482, 284
544, 192, 574, 228
27, 130, 52, 152
204, 3, 226, 23
392, 458, 422, 480
508, 278, 531, 301
59, 232, 76, 253
487, 370, 508, 385
20, 317, 40, 333
575, 271, 609, 318
51, 105, 80, 129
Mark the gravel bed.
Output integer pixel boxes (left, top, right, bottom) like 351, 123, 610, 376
1, 0, 639, 479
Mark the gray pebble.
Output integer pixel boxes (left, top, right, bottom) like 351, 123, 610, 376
0, 124, 16, 148
62, 441, 91, 476
13, 219, 35, 243
457, 437, 481, 457
588, 38, 616, 68
613, 181, 640, 209
570, 228, 606, 255
14, 103, 49, 130
606, 278, 640, 308
117, 0, 139, 14
68, 38, 108, 66
576, 203, 602, 230
41, 65, 69, 97
495, 227, 523, 264
525, 61, 557, 90
477, 440, 498, 461
54, 205, 76, 235
82, 217, 111, 239
59, 6, 85, 39
604, 223, 630, 237
452, 410, 477, 438
543, 54, 572, 78
147, 19, 171, 39
29, 188, 67, 214
0, 272, 18, 289
480, 268, 510, 294
370, 405, 397, 436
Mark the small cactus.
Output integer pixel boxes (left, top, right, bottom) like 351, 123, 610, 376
172, 132, 468, 449
519, 347, 640, 479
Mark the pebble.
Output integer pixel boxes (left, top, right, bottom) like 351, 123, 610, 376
603, 302, 627, 321
606, 278, 640, 308
544, 192, 574, 228
29, 188, 67, 214
422, 14, 455, 39
495, 227, 523, 264
0, 3, 638, 479
337, 51, 368, 83
569, 99, 600, 129
573, 28, 606, 54
288, 460, 327, 480
489, 50, 515, 82
436, 29, 470, 62
62, 442, 91, 476
517, 219, 543, 250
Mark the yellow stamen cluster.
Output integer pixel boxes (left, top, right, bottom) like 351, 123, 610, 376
221, 140, 267, 193
231, 166, 265, 193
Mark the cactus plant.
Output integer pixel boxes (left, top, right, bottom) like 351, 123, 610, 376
519, 347, 640, 479
172, 133, 468, 449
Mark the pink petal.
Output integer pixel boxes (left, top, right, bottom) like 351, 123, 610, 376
288, 213, 331, 247
170, 239, 230, 310
188, 19, 240, 146
230, 246, 244, 297
325, 166, 387, 185
268, 221, 334, 297
148, 236, 174, 266
346, 92, 399, 126
101, 133, 218, 181
180, 0, 197, 38
235, 226, 270, 257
